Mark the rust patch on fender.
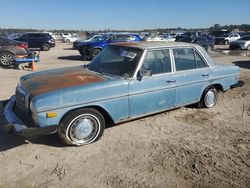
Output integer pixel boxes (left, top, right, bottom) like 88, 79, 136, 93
21, 66, 105, 97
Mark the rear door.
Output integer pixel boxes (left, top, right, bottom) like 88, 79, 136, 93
128, 49, 176, 118
173, 47, 210, 106
18, 34, 36, 48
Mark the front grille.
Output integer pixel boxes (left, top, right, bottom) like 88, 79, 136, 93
13, 103, 35, 127
16, 90, 26, 108
15, 87, 29, 112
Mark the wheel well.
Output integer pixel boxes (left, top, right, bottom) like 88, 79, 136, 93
92, 47, 103, 52
211, 84, 223, 92
60, 106, 115, 127
0, 51, 14, 56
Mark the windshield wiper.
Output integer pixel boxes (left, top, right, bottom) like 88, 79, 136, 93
87, 65, 105, 75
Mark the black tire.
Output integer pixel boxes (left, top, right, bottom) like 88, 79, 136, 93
91, 48, 101, 59
247, 45, 250, 51
207, 45, 213, 52
41, 43, 50, 51
0, 52, 15, 67
58, 108, 105, 146
66, 39, 70, 43
197, 87, 218, 108
224, 40, 229, 45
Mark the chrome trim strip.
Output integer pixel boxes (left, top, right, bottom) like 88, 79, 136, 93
116, 99, 200, 124
37, 73, 238, 112
4, 96, 23, 125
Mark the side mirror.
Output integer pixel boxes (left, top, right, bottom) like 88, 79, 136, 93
137, 69, 152, 80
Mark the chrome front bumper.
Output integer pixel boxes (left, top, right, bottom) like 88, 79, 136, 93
3, 96, 57, 138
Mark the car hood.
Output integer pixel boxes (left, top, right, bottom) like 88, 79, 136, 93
20, 66, 105, 97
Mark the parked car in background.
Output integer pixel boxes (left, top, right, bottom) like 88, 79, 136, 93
7, 33, 22, 40
209, 30, 231, 45
4, 42, 240, 146
73, 35, 102, 49
146, 36, 175, 42
78, 33, 143, 59
15, 32, 55, 51
0, 36, 29, 67
62, 34, 77, 43
229, 35, 250, 50
224, 32, 246, 45
176, 36, 214, 51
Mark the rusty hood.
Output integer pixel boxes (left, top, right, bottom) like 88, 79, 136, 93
20, 66, 105, 97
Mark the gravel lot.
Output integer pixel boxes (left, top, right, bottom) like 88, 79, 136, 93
0, 42, 249, 188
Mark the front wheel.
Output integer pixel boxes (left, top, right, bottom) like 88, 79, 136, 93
197, 87, 218, 108
41, 43, 50, 51
207, 45, 213, 52
91, 48, 101, 59
247, 45, 250, 51
0, 52, 15, 67
224, 40, 229, 45
58, 108, 105, 146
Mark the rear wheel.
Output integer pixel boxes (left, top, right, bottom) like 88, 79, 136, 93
197, 87, 218, 108
207, 45, 213, 52
41, 43, 50, 51
0, 52, 15, 67
91, 48, 101, 59
58, 108, 105, 146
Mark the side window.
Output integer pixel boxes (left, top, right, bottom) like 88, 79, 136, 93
195, 50, 207, 68
20, 34, 31, 39
173, 48, 196, 71
142, 49, 171, 75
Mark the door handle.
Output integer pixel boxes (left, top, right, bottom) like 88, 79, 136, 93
202, 73, 209, 77
166, 80, 176, 83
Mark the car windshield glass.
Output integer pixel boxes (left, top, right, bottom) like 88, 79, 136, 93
97, 34, 111, 41
88, 46, 143, 78
178, 37, 192, 42
0, 36, 17, 43
239, 36, 250, 41
91, 36, 102, 42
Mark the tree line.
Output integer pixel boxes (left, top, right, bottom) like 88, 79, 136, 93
0, 24, 250, 36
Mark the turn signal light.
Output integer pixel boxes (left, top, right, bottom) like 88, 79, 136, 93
46, 112, 57, 118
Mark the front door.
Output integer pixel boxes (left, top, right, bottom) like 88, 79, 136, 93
129, 49, 176, 118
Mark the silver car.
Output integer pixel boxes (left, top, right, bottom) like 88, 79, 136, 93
229, 35, 250, 50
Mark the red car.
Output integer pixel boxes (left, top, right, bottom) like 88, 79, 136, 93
0, 36, 29, 67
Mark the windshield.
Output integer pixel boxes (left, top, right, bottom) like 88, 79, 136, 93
91, 36, 102, 42
178, 37, 193, 42
239, 36, 250, 41
97, 34, 112, 41
88, 46, 143, 78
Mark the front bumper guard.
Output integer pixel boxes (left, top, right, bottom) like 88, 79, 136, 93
3, 96, 56, 138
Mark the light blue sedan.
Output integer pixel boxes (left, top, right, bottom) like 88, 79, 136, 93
4, 42, 240, 146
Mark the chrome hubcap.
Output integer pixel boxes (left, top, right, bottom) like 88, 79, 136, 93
205, 90, 215, 107
68, 114, 100, 144
73, 118, 94, 139
0, 53, 14, 65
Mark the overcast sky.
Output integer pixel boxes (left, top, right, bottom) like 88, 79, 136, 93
0, 0, 249, 30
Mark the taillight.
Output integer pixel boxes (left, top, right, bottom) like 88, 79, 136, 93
18, 43, 28, 48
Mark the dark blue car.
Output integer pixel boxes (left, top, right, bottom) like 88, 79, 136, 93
77, 33, 143, 59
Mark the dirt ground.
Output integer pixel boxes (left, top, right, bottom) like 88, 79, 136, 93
0, 43, 249, 188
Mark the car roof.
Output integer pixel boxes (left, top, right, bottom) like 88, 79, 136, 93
110, 41, 198, 50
